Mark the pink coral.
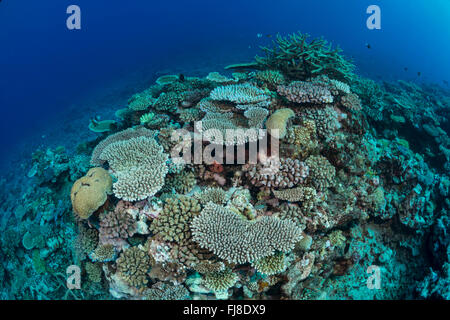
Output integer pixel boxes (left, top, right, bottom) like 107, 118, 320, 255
99, 201, 137, 248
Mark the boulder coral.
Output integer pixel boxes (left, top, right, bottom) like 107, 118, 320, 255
70, 167, 113, 219
265, 108, 295, 139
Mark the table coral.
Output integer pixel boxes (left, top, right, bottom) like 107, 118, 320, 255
97, 135, 168, 201
191, 202, 303, 264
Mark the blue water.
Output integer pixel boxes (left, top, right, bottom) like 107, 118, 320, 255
1, 0, 449, 171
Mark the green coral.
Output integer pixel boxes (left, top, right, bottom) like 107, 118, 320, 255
203, 268, 238, 292
252, 252, 287, 275
255, 31, 354, 81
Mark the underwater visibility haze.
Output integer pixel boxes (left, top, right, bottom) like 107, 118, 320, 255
0, 0, 449, 300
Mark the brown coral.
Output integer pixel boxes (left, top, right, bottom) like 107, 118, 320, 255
99, 201, 137, 247
70, 167, 112, 219
116, 246, 152, 288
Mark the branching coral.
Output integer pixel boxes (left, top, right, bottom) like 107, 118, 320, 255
285, 120, 318, 159
244, 157, 309, 189
255, 31, 354, 81
191, 203, 303, 264
99, 202, 137, 247
252, 252, 287, 276
277, 81, 333, 104
304, 155, 336, 190
273, 186, 317, 207
150, 195, 201, 243
144, 282, 189, 300
164, 170, 197, 194
116, 246, 152, 288
97, 135, 168, 201
203, 268, 239, 292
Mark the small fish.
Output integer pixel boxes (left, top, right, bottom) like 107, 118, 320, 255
417, 72, 421, 77
256, 33, 262, 38
266, 34, 272, 38
178, 73, 185, 82
404, 67, 408, 72
443, 80, 448, 86
365, 43, 371, 49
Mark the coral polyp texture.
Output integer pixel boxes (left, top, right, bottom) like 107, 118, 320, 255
2, 30, 450, 301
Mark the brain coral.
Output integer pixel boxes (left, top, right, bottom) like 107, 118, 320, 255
191, 203, 303, 264
70, 167, 113, 219
265, 108, 295, 139
116, 246, 152, 288
150, 195, 201, 243
97, 135, 168, 201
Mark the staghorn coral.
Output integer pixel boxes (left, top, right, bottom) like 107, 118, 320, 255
98, 135, 168, 201
210, 83, 269, 105
277, 81, 333, 104
150, 195, 201, 243
244, 156, 309, 189
255, 31, 354, 81
265, 108, 295, 139
305, 155, 336, 190
191, 203, 303, 264
252, 252, 287, 276
116, 246, 152, 288
70, 167, 112, 219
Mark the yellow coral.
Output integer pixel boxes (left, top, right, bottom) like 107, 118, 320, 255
70, 168, 112, 219
265, 108, 295, 139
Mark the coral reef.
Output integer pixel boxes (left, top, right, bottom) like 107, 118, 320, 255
1, 30, 449, 301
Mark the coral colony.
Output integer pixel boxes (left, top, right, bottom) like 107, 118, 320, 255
1, 31, 450, 300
